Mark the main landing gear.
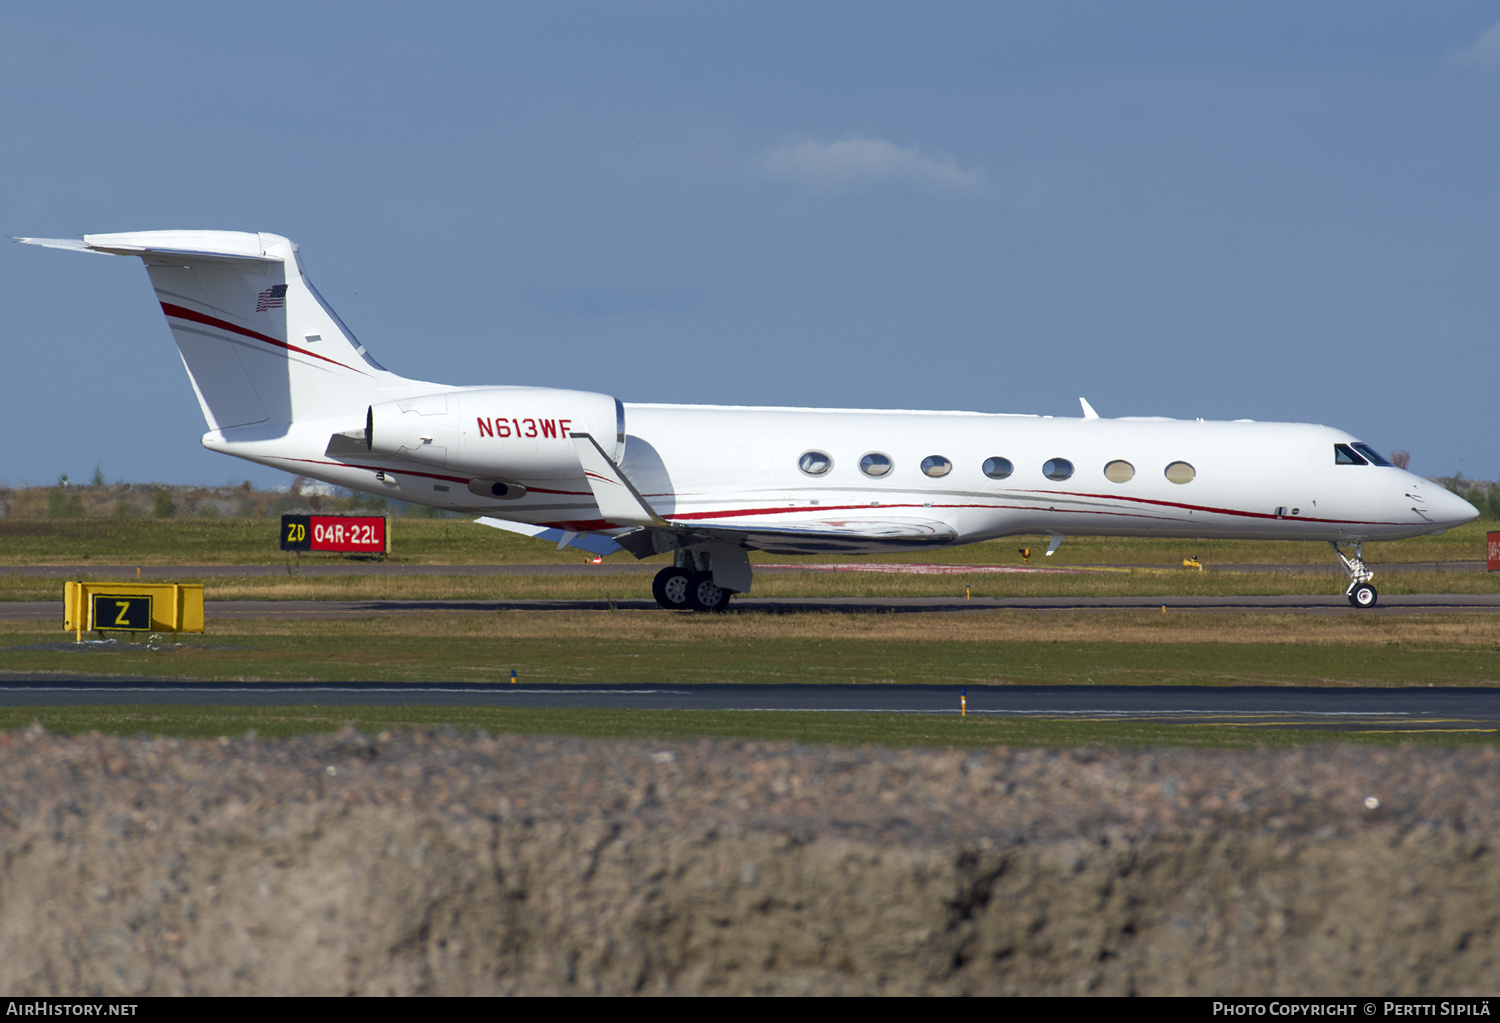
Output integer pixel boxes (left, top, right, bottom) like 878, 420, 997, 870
628, 534, 750, 611
1331, 541, 1377, 608
651, 553, 735, 612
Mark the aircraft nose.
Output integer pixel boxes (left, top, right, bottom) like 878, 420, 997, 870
1430, 485, 1480, 528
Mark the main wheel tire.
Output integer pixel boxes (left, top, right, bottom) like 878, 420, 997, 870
1349, 582, 1378, 608
652, 567, 694, 609
687, 572, 732, 612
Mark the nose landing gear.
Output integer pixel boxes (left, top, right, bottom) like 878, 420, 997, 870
1331, 541, 1378, 608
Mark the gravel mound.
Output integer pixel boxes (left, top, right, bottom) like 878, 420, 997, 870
0, 727, 1496, 995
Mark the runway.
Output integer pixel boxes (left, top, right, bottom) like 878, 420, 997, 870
0, 678, 1495, 731
3, 593, 1500, 622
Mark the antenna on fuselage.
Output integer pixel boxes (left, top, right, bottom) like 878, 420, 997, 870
1079, 397, 1100, 419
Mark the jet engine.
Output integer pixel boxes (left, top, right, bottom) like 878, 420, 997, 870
366, 386, 623, 480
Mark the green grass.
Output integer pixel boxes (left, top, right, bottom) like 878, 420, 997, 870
3, 566, 1498, 604
0, 705, 1492, 747
0, 517, 1492, 567
5, 618, 1500, 687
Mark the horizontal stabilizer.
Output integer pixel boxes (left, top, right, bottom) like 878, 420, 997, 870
474, 517, 622, 556
13, 237, 112, 255
17, 231, 279, 263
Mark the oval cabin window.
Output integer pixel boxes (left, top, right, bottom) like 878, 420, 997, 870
798, 450, 832, 476
1104, 460, 1135, 483
859, 452, 893, 477
1165, 461, 1196, 484
1043, 458, 1074, 481
920, 455, 952, 478
982, 457, 1013, 480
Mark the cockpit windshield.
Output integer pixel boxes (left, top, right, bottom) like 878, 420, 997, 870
1335, 442, 1394, 467
1334, 444, 1367, 465
1351, 443, 1393, 467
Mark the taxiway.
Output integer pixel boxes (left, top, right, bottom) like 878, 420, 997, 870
0, 678, 1494, 732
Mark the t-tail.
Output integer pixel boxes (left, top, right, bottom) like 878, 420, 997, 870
16, 230, 431, 436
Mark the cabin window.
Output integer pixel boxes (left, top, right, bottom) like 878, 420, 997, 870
1165, 461, 1196, 484
982, 457, 1013, 479
921, 455, 952, 478
1351, 443, 1393, 466
798, 450, 832, 476
1334, 444, 1368, 466
859, 452, 893, 477
1043, 458, 1074, 481
1104, 460, 1135, 483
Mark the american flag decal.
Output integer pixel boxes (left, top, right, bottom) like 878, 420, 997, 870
256, 284, 288, 312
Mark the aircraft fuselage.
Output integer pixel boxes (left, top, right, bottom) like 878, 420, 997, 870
206, 401, 1471, 554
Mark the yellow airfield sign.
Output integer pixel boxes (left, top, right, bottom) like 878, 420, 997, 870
64, 582, 205, 641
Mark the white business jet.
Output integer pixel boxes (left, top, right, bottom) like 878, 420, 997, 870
19, 231, 1478, 610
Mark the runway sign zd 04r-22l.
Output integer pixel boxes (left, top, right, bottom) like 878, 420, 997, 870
281, 515, 388, 554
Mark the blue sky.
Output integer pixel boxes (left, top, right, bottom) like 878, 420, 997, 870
4, 2, 1500, 487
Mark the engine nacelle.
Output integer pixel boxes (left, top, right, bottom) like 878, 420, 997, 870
366, 386, 623, 480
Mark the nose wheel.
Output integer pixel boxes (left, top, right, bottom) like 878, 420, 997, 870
1331, 541, 1378, 608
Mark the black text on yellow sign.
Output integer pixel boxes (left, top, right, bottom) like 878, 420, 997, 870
91, 594, 153, 632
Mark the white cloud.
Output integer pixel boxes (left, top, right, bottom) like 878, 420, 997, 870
761, 136, 986, 194
1449, 21, 1500, 68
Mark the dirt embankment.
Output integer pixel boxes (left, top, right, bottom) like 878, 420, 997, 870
0, 729, 1496, 995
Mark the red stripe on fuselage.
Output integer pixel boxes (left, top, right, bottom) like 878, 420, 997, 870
1028, 487, 1399, 526
160, 302, 368, 375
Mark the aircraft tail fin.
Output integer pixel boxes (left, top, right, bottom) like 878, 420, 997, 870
18, 231, 403, 433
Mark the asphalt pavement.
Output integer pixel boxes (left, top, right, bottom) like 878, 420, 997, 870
0, 678, 1493, 731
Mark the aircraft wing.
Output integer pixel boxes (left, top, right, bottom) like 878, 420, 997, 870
570, 432, 667, 528
673, 516, 957, 555
474, 516, 623, 556
607, 515, 959, 557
